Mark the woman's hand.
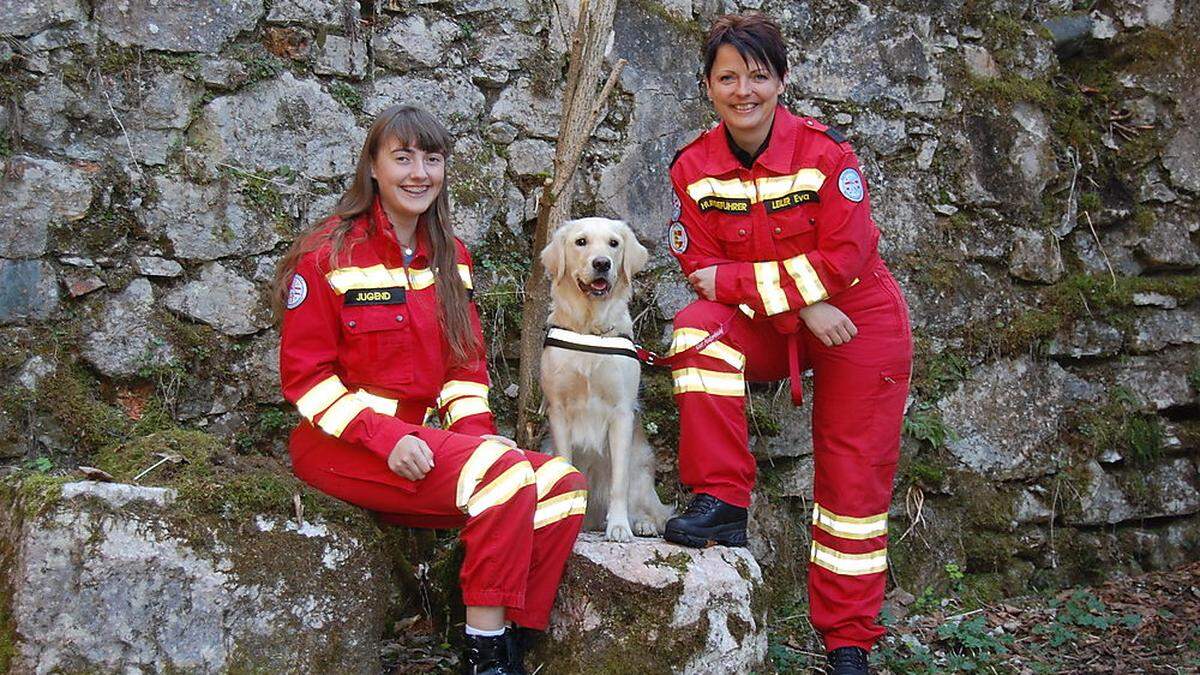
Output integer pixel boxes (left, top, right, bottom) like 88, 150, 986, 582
481, 434, 518, 448
388, 435, 435, 480
687, 266, 718, 300
799, 302, 858, 347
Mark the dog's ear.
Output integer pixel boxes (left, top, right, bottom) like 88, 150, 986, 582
619, 221, 649, 283
540, 223, 568, 283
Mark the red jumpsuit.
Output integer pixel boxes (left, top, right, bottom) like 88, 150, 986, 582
279, 197, 586, 630
667, 106, 912, 651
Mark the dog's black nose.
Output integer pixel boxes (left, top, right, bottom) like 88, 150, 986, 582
593, 257, 611, 272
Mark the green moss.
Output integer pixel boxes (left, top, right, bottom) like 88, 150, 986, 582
647, 549, 691, 576
4, 472, 73, 519
1131, 205, 1156, 234
899, 458, 948, 489
747, 395, 782, 437
967, 75, 1056, 106
328, 81, 363, 112
1077, 388, 1164, 467
1077, 192, 1102, 214
35, 366, 134, 452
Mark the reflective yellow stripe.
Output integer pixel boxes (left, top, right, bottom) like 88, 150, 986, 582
810, 541, 888, 576
812, 503, 888, 540
438, 380, 490, 407
534, 489, 588, 529
671, 367, 744, 397
755, 169, 826, 199
754, 261, 790, 315
325, 264, 408, 294
467, 461, 535, 516
316, 393, 368, 437
783, 254, 828, 305
408, 267, 435, 290
667, 327, 746, 372
445, 396, 490, 427
455, 440, 511, 510
739, 304, 756, 319
353, 389, 398, 416
534, 457, 579, 499
457, 264, 473, 289
296, 375, 347, 421
685, 175, 756, 202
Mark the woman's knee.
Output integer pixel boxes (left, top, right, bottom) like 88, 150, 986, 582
674, 299, 733, 331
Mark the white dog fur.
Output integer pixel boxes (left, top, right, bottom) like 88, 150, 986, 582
539, 217, 674, 542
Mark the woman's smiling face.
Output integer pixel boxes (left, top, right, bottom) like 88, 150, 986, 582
371, 137, 445, 224
705, 43, 785, 144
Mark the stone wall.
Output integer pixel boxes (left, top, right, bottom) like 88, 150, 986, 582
1, 0, 1197, 642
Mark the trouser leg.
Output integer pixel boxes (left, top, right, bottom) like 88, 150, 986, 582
670, 300, 787, 508
289, 425, 541, 612
806, 269, 912, 651
506, 453, 589, 630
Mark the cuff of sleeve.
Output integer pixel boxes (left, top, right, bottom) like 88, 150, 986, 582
449, 413, 498, 437
714, 263, 747, 305
363, 417, 418, 462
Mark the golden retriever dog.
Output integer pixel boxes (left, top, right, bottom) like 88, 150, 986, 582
539, 217, 674, 542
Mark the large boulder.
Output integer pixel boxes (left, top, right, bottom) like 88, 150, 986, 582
94, 0, 264, 53
0, 156, 93, 258
82, 278, 177, 378
535, 534, 767, 674
164, 262, 271, 337
0, 481, 391, 674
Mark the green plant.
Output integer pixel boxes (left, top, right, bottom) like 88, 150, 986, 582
329, 81, 363, 111
935, 615, 1012, 668
903, 404, 956, 450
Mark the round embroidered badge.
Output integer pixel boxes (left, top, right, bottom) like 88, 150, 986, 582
668, 221, 689, 254
838, 167, 864, 203
286, 273, 308, 310
672, 193, 682, 221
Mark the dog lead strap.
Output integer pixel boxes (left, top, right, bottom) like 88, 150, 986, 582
544, 327, 641, 360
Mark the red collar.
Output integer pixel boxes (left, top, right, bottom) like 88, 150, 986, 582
703, 104, 800, 175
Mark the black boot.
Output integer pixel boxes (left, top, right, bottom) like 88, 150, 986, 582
826, 646, 869, 675
504, 626, 532, 675
461, 633, 515, 675
662, 493, 748, 548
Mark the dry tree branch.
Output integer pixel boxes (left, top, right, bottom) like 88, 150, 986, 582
513, 0, 623, 447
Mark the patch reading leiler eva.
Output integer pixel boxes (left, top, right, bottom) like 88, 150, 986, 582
343, 287, 407, 306
764, 190, 819, 213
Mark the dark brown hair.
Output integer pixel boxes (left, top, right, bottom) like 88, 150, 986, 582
703, 14, 789, 80
272, 105, 479, 365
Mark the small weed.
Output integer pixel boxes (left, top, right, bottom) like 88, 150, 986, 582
329, 80, 363, 111
903, 404, 956, 450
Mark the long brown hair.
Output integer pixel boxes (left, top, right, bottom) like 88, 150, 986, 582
272, 105, 478, 365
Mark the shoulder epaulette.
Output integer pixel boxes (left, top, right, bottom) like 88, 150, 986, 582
823, 126, 848, 144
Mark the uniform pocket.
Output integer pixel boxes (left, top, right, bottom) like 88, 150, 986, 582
713, 220, 754, 259
339, 304, 413, 386
867, 368, 911, 467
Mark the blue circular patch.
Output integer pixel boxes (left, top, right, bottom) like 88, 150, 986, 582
838, 167, 864, 203
286, 273, 308, 310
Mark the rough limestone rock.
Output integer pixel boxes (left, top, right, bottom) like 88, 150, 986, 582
94, 0, 265, 53
0, 0, 87, 37
507, 138, 555, 177
366, 73, 485, 135
165, 262, 271, 336
0, 259, 59, 324
1163, 126, 1200, 194
1068, 458, 1200, 525
373, 14, 461, 70
146, 177, 279, 261
191, 72, 363, 179
535, 534, 766, 674
1009, 227, 1064, 283
1, 482, 389, 674
938, 357, 1099, 479
1130, 309, 1200, 353
82, 278, 176, 378
1112, 352, 1196, 411
490, 77, 563, 139
1048, 320, 1124, 359
1136, 214, 1200, 269
448, 136, 508, 246
315, 35, 368, 79
0, 156, 92, 258
267, 0, 352, 28
133, 255, 184, 278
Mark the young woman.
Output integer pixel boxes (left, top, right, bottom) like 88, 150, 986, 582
661, 15, 912, 675
274, 105, 586, 675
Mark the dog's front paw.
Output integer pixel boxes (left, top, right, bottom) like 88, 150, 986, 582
605, 519, 634, 542
632, 519, 660, 537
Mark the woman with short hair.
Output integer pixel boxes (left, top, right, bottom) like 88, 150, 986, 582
662, 15, 913, 675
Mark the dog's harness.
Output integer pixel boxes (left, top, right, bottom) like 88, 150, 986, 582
543, 306, 806, 406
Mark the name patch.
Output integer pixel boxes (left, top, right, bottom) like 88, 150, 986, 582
343, 286, 407, 306
764, 191, 819, 213
697, 196, 751, 214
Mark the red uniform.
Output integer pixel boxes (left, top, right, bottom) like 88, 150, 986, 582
279, 198, 586, 629
667, 106, 912, 651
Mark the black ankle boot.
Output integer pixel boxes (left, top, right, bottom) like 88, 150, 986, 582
826, 646, 869, 675
663, 493, 748, 548
504, 626, 531, 675
461, 633, 515, 675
